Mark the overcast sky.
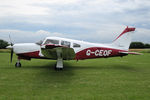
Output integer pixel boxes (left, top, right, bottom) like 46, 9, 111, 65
0, 0, 150, 43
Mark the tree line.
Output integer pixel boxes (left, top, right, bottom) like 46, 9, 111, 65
0, 39, 150, 49
129, 42, 150, 49
0, 39, 9, 49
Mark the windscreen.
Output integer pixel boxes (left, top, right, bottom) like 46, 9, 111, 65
44, 39, 59, 45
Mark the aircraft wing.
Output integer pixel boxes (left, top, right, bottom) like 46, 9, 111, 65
41, 44, 75, 60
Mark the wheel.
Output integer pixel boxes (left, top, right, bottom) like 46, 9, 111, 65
54, 66, 63, 70
59, 68, 63, 70
15, 62, 21, 67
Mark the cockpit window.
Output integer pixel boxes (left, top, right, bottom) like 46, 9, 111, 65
73, 43, 81, 48
36, 40, 43, 45
61, 40, 70, 47
44, 39, 59, 45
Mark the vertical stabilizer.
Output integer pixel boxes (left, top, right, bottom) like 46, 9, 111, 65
111, 26, 135, 51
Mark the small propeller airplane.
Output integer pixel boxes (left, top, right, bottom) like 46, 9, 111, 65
7, 26, 140, 70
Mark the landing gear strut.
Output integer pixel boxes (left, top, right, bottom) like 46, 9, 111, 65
15, 60, 21, 67
55, 49, 63, 70
55, 58, 63, 70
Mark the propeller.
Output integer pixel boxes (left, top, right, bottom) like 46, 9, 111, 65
10, 47, 13, 63
7, 35, 14, 63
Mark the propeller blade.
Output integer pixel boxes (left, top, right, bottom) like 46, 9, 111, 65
8, 35, 14, 63
10, 49, 13, 63
9, 35, 13, 46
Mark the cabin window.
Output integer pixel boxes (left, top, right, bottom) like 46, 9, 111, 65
44, 39, 59, 45
61, 40, 70, 47
73, 43, 81, 48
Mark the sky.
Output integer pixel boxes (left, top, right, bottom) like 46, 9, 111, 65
0, 0, 150, 44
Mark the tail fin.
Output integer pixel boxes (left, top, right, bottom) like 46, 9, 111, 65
111, 26, 135, 51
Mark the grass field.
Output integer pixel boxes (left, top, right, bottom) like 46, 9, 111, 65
0, 52, 150, 100
129, 49, 150, 53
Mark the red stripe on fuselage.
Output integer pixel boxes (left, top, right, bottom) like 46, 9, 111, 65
75, 47, 127, 60
17, 51, 40, 59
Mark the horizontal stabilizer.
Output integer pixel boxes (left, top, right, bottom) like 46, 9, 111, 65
119, 52, 142, 55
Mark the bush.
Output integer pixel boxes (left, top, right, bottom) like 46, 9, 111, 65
145, 43, 150, 48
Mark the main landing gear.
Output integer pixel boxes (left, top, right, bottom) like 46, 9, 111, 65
55, 58, 63, 70
15, 60, 21, 67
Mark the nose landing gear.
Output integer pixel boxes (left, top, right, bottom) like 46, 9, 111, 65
15, 60, 21, 67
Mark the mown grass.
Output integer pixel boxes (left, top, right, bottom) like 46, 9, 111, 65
0, 49, 10, 53
0, 52, 150, 100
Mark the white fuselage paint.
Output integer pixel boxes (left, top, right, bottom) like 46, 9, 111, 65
13, 43, 41, 54
13, 37, 117, 56
12, 36, 128, 58
12, 37, 114, 57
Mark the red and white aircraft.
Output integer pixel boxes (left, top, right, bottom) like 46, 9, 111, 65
7, 26, 138, 70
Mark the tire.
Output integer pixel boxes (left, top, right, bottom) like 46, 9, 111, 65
15, 62, 21, 67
